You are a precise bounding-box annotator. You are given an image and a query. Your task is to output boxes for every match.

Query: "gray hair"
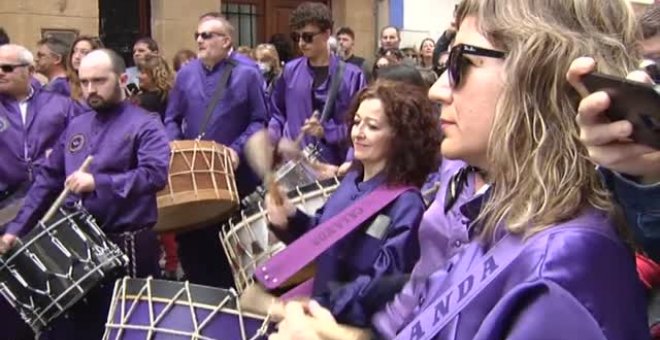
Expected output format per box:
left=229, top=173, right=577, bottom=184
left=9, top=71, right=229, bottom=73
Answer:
left=199, top=12, right=236, bottom=39
left=0, top=44, right=34, bottom=65
left=37, top=36, right=71, bottom=59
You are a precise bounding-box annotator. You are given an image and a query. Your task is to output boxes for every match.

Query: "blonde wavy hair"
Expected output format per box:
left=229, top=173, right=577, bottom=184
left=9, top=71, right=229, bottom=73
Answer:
left=455, top=0, right=641, bottom=240
left=138, top=56, right=174, bottom=101
left=252, top=43, right=282, bottom=76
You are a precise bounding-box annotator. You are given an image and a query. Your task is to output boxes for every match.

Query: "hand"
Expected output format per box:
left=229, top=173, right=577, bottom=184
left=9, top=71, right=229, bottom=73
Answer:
left=269, top=300, right=337, bottom=340
left=277, top=138, right=302, bottom=161
left=228, top=148, right=240, bottom=170
left=567, top=57, right=660, bottom=184
left=308, top=160, right=339, bottom=180
left=265, top=185, right=296, bottom=229
left=0, top=234, right=17, bottom=254
left=65, top=171, right=96, bottom=194
left=337, top=162, right=352, bottom=177
left=301, top=115, right=324, bottom=139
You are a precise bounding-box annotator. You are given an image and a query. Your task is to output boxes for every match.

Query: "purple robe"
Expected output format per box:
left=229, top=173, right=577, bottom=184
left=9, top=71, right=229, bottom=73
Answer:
left=164, top=52, right=267, bottom=196
left=0, top=87, right=73, bottom=191
left=44, top=77, right=71, bottom=97
left=373, top=163, right=648, bottom=339
left=271, top=169, right=424, bottom=326
left=268, top=55, right=366, bottom=165
left=6, top=101, right=170, bottom=236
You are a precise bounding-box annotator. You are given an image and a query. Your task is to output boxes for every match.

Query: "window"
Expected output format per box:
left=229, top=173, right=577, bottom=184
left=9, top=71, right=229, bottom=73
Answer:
left=222, top=2, right=258, bottom=47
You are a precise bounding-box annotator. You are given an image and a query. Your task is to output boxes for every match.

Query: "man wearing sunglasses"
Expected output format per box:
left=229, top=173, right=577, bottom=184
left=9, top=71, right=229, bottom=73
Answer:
left=3, top=48, right=170, bottom=339
left=0, top=43, right=75, bottom=339
left=35, top=36, right=71, bottom=97
left=164, top=12, right=268, bottom=289
left=268, top=2, right=365, bottom=167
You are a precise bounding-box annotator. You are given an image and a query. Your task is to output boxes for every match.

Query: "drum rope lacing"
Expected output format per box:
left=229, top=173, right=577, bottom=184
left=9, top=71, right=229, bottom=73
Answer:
left=121, top=232, right=138, bottom=278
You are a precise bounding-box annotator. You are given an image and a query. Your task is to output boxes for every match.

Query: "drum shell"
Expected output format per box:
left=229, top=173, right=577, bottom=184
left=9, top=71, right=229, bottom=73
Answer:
left=0, top=208, right=127, bottom=333
left=156, top=140, right=239, bottom=233
left=104, top=277, right=270, bottom=340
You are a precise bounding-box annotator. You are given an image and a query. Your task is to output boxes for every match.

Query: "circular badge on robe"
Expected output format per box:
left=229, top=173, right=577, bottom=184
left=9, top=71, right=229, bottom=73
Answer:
left=0, top=116, right=8, bottom=133
left=68, top=134, right=86, bottom=153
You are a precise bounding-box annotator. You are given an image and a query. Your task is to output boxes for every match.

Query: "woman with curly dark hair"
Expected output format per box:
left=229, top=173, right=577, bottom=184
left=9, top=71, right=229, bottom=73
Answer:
left=265, top=80, right=441, bottom=327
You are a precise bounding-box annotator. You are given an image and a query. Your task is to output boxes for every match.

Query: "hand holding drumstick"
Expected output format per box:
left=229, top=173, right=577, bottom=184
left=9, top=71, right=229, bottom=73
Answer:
left=0, top=156, right=94, bottom=254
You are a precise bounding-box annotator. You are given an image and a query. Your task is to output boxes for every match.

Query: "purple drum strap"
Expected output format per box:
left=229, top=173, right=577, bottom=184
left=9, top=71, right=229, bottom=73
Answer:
left=256, top=186, right=412, bottom=290
left=281, top=278, right=315, bottom=301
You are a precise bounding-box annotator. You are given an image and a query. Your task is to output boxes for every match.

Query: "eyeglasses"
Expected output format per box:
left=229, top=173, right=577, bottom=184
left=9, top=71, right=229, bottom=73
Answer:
left=290, top=31, right=322, bottom=44
left=194, top=31, right=225, bottom=41
left=447, top=44, right=505, bottom=89
left=0, top=63, right=29, bottom=73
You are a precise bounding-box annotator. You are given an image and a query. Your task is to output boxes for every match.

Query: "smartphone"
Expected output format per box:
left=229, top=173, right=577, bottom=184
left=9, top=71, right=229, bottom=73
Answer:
left=582, top=72, right=660, bottom=149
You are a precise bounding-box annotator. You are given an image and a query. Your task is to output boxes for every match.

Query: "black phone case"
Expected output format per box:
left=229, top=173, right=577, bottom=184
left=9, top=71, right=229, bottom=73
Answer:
left=582, top=72, right=660, bottom=149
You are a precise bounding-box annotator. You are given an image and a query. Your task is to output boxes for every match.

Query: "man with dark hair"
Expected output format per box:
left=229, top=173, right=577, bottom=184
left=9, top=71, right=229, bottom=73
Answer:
left=126, top=37, right=160, bottom=88
left=36, top=36, right=71, bottom=96
left=0, top=42, right=74, bottom=340
left=3, top=48, right=170, bottom=339
left=269, top=2, right=365, bottom=167
left=165, top=13, right=268, bottom=288
left=336, top=26, right=365, bottom=68
left=379, top=25, right=401, bottom=52
left=0, top=28, right=9, bottom=46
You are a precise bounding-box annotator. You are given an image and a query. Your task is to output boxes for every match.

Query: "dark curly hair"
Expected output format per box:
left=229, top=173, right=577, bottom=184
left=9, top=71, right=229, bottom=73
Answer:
left=290, top=2, right=333, bottom=32
left=346, top=80, right=441, bottom=188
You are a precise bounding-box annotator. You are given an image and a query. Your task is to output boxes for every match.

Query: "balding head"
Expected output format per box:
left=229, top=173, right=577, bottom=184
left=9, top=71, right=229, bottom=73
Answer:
left=79, top=49, right=126, bottom=111
left=0, top=44, right=34, bottom=99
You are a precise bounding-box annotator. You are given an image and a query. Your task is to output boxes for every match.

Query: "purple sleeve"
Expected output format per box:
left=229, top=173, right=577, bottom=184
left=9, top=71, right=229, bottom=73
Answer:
left=93, top=117, right=170, bottom=199
left=267, top=74, right=287, bottom=143
left=317, top=192, right=424, bottom=326
left=5, top=135, right=67, bottom=236
left=269, top=207, right=322, bottom=244
left=322, top=70, right=366, bottom=145
left=163, top=78, right=184, bottom=140
left=228, top=70, right=268, bottom=154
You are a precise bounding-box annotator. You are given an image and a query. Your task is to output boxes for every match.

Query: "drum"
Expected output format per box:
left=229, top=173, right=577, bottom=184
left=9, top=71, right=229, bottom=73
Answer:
left=104, top=277, right=270, bottom=340
left=0, top=207, right=128, bottom=333
left=221, top=178, right=340, bottom=295
left=156, top=140, right=239, bottom=233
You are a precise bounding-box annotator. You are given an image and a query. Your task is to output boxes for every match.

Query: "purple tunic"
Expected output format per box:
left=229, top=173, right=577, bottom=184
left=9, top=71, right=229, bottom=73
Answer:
left=164, top=53, right=267, bottom=195
left=0, top=87, right=73, bottom=190
left=268, top=55, right=366, bottom=165
left=6, top=102, right=170, bottom=235
left=271, top=169, right=425, bottom=326
left=44, top=77, right=71, bottom=97
left=373, top=165, right=648, bottom=339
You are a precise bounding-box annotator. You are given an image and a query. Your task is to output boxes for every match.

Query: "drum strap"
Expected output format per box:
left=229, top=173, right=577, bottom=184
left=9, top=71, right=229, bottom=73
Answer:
left=198, top=56, right=238, bottom=138
left=255, top=185, right=413, bottom=290
left=319, top=60, right=346, bottom=123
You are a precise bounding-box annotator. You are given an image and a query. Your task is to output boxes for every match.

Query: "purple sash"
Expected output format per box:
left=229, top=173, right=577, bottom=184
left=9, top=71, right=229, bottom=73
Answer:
left=393, top=234, right=521, bottom=340
left=255, top=186, right=413, bottom=291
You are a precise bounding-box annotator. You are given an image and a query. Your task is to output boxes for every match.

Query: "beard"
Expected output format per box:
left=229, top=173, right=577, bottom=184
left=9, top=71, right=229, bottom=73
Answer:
left=86, top=82, right=122, bottom=112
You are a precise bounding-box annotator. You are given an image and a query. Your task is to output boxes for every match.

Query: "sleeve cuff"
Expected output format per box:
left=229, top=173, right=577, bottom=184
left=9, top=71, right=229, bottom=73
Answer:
left=601, top=167, right=660, bottom=211
left=94, top=173, right=113, bottom=195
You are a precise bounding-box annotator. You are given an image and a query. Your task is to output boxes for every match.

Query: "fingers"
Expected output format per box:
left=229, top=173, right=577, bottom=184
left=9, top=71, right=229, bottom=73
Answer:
left=307, top=300, right=335, bottom=322
left=576, top=91, right=611, bottom=127
left=627, top=70, right=653, bottom=84
left=579, top=119, right=633, bottom=147
left=566, top=57, right=596, bottom=97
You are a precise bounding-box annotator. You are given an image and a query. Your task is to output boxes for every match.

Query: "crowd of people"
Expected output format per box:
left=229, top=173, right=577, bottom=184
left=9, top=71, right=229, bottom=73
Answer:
left=0, top=0, right=658, bottom=339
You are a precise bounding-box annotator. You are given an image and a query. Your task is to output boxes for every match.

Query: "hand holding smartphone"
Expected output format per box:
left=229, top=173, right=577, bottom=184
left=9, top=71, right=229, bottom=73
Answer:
left=581, top=72, right=660, bottom=149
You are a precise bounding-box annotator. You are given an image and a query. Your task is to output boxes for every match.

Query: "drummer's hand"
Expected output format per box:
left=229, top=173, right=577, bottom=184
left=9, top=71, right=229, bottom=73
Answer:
left=228, top=148, right=240, bottom=170
left=301, top=115, right=324, bottom=139
left=0, top=234, right=17, bottom=254
left=265, top=186, right=295, bottom=229
left=308, top=160, right=338, bottom=180
left=337, top=162, right=352, bottom=177
left=269, top=300, right=336, bottom=340
left=65, top=171, right=95, bottom=194
left=567, top=57, right=660, bottom=184
left=277, top=138, right=302, bottom=161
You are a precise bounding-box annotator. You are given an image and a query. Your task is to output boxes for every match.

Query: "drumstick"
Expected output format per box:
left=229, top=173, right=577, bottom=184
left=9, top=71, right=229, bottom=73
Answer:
left=40, top=156, right=94, bottom=223
left=244, top=130, right=284, bottom=205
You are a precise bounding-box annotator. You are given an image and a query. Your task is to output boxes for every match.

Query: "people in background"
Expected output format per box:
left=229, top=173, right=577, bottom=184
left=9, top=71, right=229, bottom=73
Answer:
left=35, top=36, right=71, bottom=96
left=172, top=48, right=196, bottom=72
left=66, top=35, right=103, bottom=102
left=126, top=37, right=159, bottom=88
left=336, top=26, right=365, bottom=68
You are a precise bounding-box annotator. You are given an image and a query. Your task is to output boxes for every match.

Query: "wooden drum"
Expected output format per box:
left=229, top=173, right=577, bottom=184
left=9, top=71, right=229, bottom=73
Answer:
left=155, top=140, right=239, bottom=233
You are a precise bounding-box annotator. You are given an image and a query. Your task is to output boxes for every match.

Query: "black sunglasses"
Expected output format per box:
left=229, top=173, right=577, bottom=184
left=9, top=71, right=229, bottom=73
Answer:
left=194, top=31, right=225, bottom=41
left=290, top=31, right=322, bottom=44
left=447, top=44, right=505, bottom=89
left=0, top=63, right=29, bottom=73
